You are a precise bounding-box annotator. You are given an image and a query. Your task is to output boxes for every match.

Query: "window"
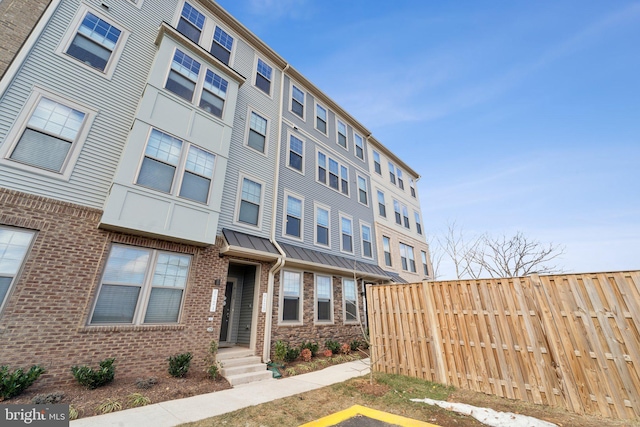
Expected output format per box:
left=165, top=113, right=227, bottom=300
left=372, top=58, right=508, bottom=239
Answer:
left=397, top=168, right=404, bottom=190
left=421, top=251, right=429, bottom=276
left=136, top=129, right=216, bottom=204
left=285, top=194, right=302, bottom=239
left=329, top=158, right=339, bottom=190
left=247, top=111, right=267, bottom=153
left=255, top=58, right=272, bottom=95
left=340, top=165, right=349, bottom=195
left=210, top=26, right=233, bottom=65
left=354, top=133, right=364, bottom=160
left=410, top=179, right=416, bottom=198
left=402, top=205, right=410, bottom=229
left=415, top=212, right=423, bottom=235
left=400, top=243, right=416, bottom=272
left=316, top=104, right=327, bottom=134
left=291, top=85, right=305, bottom=119
left=315, top=205, right=330, bottom=247
left=66, top=11, right=122, bottom=72
left=337, top=120, right=347, bottom=149
left=90, top=245, right=191, bottom=324
left=388, top=161, right=396, bottom=185
left=343, top=278, right=358, bottom=323
left=357, top=176, right=368, bottom=205
left=341, top=216, right=353, bottom=253
left=377, top=190, right=386, bottom=217
left=382, top=236, right=392, bottom=267
left=199, top=69, right=228, bottom=118
left=288, top=134, right=304, bottom=173
left=177, top=2, right=205, bottom=44
left=317, top=152, right=326, bottom=184
left=373, top=151, right=382, bottom=174
left=281, top=271, right=302, bottom=322
left=317, top=151, right=349, bottom=195
left=0, top=227, right=35, bottom=312
left=238, top=177, right=262, bottom=226
left=361, top=224, right=372, bottom=258
left=393, top=200, right=402, bottom=225
left=315, top=275, right=332, bottom=322
left=7, top=97, right=88, bottom=173
left=166, top=49, right=200, bottom=102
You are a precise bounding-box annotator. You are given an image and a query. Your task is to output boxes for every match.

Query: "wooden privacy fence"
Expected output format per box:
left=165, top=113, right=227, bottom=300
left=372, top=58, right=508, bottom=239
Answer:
left=367, top=271, right=640, bottom=419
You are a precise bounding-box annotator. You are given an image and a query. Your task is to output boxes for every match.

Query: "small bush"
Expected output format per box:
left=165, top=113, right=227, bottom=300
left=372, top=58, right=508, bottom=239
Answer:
left=323, top=349, right=333, bottom=357
left=285, top=367, right=297, bottom=376
left=273, top=340, right=288, bottom=362
left=168, top=353, right=192, bottom=378
left=284, top=347, right=300, bottom=363
left=31, top=392, right=64, bottom=404
left=340, top=343, right=351, bottom=355
left=325, top=340, right=341, bottom=354
left=96, top=398, right=121, bottom=414
left=0, top=365, right=46, bottom=400
left=127, top=393, right=151, bottom=407
left=350, top=340, right=361, bottom=352
left=135, top=377, right=157, bottom=390
left=299, top=341, right=319, bottom=357
left=300, top=348, right=312, bottom=362
left=69, top=405, right=79, bottom=421
left=71, top=358, right=115, bottom=389
left=205, top=340, right=220, bottom=379
left=207, top=362, right=220, bottom=379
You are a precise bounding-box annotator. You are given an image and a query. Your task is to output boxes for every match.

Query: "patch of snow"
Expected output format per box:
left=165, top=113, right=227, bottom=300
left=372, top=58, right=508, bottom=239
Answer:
left=410, top=398, right=558, bottom=427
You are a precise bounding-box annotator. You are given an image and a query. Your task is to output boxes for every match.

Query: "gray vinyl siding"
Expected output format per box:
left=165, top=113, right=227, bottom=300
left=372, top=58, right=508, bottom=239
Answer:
left=0, top=0, right=179, bottom=208
left=237, top=265, right=256, bottom=345
left=216, top=38, right=281, bottom=238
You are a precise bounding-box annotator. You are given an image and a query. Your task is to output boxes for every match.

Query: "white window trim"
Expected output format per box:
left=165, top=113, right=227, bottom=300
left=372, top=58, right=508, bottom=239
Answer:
left=353, top=132, right=365, bottom=162
left=282, top=189, right=304, bottom=242
left=335, top=117, right=349, bottom=151
left=0, top=87, right=97, bottom=181
left=382, top=235, right=392, bottom=267
left=372, top=150, right=382, bottom=175
left=359, top=220, right=374, bottom=260
left=286, top=129, right=305, bottom=176
left=243, top=104, right=270, bottom=157
left=252, top=54, right=274, bottom=98
left=313, top=201, right=331, bottom=249
left=174, top=0, right=205, bottom=45
left=55, top=4, right=130, bottom=80
left=314, top=101, right=329, bottom=136
left=314, top=273, right=334, bottom=324
left=278, top=269, right=304, bottom=326
left=342, top=277, right=360, bottom=325
left=414, top=211, right=423, bottom=235
left=233, top=172, right=266, bottom=231
left=356, top=174, right=369, bottom=207
left=289, top=80, right=306, bottom=122
left=0, top=226, right=36, bottom=315
left=315, top=147, right=350, bottom=199
left=210, top=23, right=237, bottom=66
left=339, top=212, right=354, bottom=255
left=376, top=188, right=387, bottom=219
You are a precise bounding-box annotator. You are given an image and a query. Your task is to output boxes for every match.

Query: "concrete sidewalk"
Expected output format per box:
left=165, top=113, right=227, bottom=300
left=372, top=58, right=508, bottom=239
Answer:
left=71, top=358, right=371, bottom=427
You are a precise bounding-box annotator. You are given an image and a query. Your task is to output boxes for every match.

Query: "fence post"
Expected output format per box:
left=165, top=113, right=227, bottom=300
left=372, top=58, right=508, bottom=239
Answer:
left=422, top=279, right=448, bottom=383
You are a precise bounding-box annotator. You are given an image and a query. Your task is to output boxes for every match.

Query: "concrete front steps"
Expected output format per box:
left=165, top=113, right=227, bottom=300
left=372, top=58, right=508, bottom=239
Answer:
left=218, top=347, right=273, bottom=386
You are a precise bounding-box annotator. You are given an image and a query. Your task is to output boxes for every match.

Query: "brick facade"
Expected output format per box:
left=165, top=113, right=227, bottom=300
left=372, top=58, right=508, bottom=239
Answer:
left=271, top=271, right=366, bottom=351
left=0, top=188, right=232, bottom=387
left=0, top=0, right=51, bottom=79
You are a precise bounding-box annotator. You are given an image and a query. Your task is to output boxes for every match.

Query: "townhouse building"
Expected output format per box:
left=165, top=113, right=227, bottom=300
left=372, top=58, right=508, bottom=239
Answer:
left=0, top=0, right=430, bottom=387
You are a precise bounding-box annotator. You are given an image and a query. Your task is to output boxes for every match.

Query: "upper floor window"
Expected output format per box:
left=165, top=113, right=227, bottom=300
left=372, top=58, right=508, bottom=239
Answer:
left=255, top=58, right=272, bottom=95
left=400, top=243, right=416, bottom=273
left=238, top=177, right=262, bottom=226
left=361, top=224, right=372, bottom=258
left=315, top=205, right=330, bottom=247
left=316, top=104, right=327, bottom=134
left=354, top=133, right=364, bottom=160
left=285, top=194, right=303, bottom=239
left=315, top=275, right=332, bottom=323
left=166, top=49, right=200, bottom=102
left=393, top=200, right=401, bottom=225
left=388, top=161, right=396, bottom=185
left=0, top=227, right=35, bottom=313
left=177, top=2, right=205, bottom=44
left=340, top=216, right=353, bottom=253
left=410, top=178, right=416, bottom=198
left=317, top=151, right=348, bottom=196
left=377, top=190, right=386, bottom=217
left=288, top=134, right=304, bottom=173
left=211, top=26, right=233, bottom=65
left=247, top=111, right=267, bottom=153
left=357, top=176, right=368, bottom=205
left=90, top=245, right=191, bottom=324
left=340, top=165, right=349, bottom=196
left=136, top=128, right=216, bottom=204
left=199, top=69, right=228, bottom=118
left=291, top=85, right=305, bottom=119
left=397, top=168, right=405, bottom=190
left=421, top=251, right=429, bottom=276
left=343, top=278, right=358, bottom=323
left=337, top=120, right=347, bottom=149
left=66, top=12, right=122, bottom=73
left=281, top=271, right=302, bottom=323
left=373, top=151, right=382, bottom=174
left=415, top=212, right=423, bottom=235
left=382, top=236, right=392, bottom=267
left=402, top=205, right=410, bottom=229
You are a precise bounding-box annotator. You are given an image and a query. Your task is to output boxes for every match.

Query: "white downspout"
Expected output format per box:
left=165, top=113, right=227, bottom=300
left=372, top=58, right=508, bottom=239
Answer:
left=262, top=62, right=290, bottom=362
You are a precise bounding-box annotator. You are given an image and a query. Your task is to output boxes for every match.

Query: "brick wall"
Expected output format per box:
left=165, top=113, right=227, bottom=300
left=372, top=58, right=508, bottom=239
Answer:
left=0, top=188, right=230, bottom=387
left=0, top=0, right=52, bottom=79
left=271, top=271, right=366, bottom=351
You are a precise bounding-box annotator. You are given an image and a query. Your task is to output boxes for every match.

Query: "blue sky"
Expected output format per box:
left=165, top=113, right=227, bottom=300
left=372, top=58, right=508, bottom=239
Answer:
left=216, top=0, right=640, bottom=278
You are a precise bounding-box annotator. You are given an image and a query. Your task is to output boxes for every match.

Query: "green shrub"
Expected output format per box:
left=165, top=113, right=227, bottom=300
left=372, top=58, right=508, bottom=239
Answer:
left=96, top=398, right=121, bottom=414
left=0, top=365, right=46, bottom=399
left=168, top=352, right=192, bottom=378
left=273, top=340, right=288, bottom=362
left=71, top=358, right=115, bottom=390
left=127, top=392, right=151, bottom=407
left=350, top=340, right=361, bottom=351
left=284, top=347, right=300, bottom=363
left=205, top=340, right=220, bottom=379
left=325, top=340, right=341, bottom=354
left=299, top=341, right=319, bottom=357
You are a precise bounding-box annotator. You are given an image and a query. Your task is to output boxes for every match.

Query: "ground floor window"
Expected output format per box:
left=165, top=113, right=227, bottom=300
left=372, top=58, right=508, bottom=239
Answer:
left=0, top=226, right=35, bottom=312
left=343, top=278, right=359, bottom=323
left=281, top=270, right=302, bottom=323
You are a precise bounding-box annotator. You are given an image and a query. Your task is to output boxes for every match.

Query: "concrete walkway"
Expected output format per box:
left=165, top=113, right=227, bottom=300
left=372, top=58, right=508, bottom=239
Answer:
left=71, top=358, right=371, bottom=427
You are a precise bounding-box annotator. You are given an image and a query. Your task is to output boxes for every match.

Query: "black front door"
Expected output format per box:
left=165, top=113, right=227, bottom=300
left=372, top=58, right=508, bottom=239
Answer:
left=220, top=281, right=233, bottom=342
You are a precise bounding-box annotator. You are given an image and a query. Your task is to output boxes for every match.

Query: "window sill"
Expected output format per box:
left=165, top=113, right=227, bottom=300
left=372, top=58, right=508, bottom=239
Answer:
left=79, top=324, right=186, bottom=333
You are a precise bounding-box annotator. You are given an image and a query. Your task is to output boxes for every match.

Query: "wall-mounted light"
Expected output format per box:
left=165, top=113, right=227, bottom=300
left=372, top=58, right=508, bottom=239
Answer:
left=214, top=279, right=221, bottom=286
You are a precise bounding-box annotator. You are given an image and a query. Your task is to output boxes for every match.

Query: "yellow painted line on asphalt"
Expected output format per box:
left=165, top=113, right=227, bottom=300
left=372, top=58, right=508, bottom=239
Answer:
left=299, top=404, right=440, bottom=427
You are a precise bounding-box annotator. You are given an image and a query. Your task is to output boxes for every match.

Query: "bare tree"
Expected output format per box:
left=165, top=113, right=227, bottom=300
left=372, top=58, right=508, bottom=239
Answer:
left=437, top=221, right=483, bottom=279
left=425, top=234, right=444, bottom=280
